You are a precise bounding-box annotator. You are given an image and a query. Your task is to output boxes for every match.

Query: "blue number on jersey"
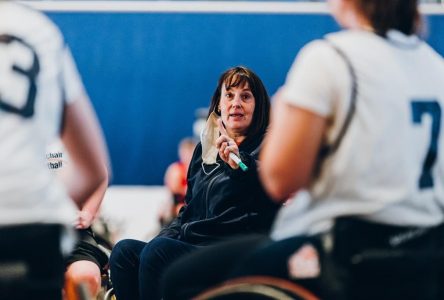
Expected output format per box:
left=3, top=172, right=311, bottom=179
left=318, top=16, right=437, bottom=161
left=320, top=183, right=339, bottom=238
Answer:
left=411, top=100, right=441, bottom=189
left=0, top=34, right=40, bottom=118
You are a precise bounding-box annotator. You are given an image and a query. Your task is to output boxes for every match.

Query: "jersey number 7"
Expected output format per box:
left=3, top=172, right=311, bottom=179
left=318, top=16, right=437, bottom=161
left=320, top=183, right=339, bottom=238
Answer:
left=411, top=100, right=442, bottom=189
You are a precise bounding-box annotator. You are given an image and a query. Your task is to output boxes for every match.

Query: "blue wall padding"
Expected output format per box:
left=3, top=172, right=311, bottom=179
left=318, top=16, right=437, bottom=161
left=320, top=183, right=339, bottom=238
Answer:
left=47, top=11, right=444, bottom=185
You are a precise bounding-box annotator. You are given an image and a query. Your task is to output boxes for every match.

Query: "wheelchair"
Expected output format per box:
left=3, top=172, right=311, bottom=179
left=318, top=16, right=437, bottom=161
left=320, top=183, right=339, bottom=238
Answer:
left=190, top=249, right=444, bottom=300
left=192, top=219, right=444, bottom=300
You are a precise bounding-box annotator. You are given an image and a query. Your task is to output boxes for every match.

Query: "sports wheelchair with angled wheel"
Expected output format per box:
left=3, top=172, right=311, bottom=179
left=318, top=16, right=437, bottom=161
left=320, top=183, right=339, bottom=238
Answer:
left=193, top=218, right=444, bottom=300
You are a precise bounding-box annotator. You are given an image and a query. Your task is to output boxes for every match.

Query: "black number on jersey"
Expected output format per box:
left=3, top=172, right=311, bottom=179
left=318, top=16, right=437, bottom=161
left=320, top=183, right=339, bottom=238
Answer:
left=0, top=34, right=40, bottom=118
left=411, top=100, right=441, bottom=189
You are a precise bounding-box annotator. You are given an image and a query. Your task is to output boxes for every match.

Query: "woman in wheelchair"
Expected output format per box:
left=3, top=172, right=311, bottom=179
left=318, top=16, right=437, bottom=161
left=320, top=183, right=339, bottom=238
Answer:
left=109, top=66, right=280, bottom=300
left=160, top=0, right=444, bottom=299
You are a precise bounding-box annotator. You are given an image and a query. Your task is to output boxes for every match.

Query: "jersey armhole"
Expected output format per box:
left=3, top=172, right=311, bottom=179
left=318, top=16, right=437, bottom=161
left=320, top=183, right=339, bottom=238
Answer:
left=315, top=39, right=358, bottom=175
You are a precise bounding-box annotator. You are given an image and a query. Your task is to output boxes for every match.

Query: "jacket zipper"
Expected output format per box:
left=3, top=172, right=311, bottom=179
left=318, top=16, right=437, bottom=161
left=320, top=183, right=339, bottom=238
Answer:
left=205, top=170, right=223, bottom=218
left=182, top=168, right=223, bottom=239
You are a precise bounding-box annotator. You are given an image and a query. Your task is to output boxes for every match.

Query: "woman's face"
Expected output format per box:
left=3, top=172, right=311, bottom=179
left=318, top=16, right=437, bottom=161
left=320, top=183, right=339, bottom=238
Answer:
left=219, top=81, right=255, bottom=138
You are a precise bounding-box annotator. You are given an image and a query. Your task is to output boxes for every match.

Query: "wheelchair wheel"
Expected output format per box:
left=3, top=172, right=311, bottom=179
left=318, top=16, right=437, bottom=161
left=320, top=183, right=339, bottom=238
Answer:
left=193, top=276, right=320, bottom=300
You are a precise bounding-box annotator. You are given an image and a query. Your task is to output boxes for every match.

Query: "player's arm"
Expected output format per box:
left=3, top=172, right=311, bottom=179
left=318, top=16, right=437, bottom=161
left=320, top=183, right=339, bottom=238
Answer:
left=61, top=94, right=109, bottom=209
left=75, top=174, right=108, bottom=229
left=259, top=95, right=326, bottom=203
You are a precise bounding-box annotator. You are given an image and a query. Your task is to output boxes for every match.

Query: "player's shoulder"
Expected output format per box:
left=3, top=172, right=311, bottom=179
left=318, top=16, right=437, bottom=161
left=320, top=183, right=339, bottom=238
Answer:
left=0, top=2, right=63, bottom=43
left=1, top=2, right=45, bottom=22
left=299, top=30, right=370, bottom=58
left=328, top=30, right=391, bottom=51
left=295, top=36, right=344, bottom=69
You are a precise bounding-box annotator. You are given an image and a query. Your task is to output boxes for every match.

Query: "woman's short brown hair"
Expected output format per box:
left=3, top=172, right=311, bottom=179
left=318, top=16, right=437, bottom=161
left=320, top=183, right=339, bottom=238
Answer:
left=208, top=66, right=270, bottom=144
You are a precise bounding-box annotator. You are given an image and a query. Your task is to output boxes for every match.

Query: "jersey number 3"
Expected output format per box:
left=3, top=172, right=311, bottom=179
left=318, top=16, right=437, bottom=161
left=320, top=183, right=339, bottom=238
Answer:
left=411, top=100, right=442, bottom=189
left=0, top=34, right=40, bottom=118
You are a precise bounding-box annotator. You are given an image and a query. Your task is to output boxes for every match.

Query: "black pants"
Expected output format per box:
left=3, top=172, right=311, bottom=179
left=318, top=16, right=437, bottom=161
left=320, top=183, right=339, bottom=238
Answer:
left=0, top=224, right=65, bottom=300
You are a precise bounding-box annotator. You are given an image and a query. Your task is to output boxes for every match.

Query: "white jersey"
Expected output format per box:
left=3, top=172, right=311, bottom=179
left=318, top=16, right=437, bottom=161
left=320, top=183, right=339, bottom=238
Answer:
left=0, top=2, right=86, bottom=225
left=271, top=29, right=444, bottom=240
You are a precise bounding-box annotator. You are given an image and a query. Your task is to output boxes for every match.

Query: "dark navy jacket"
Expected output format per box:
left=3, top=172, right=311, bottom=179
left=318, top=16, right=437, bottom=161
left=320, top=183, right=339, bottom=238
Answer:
left=159, top=134, right=280, bottom=245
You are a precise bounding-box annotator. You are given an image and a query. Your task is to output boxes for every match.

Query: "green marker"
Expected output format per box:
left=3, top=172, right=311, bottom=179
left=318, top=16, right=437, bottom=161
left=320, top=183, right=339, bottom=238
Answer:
left=229, top=152, right=248, bottom=172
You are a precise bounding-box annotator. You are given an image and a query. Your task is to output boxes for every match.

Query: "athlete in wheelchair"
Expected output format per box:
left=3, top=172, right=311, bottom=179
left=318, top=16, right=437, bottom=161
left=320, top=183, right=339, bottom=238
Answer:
left=161, top=217, right=444, bottom=300
left=160, top=0, right=444, bottom=299
left=0, top=1, right=108, bottom=299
